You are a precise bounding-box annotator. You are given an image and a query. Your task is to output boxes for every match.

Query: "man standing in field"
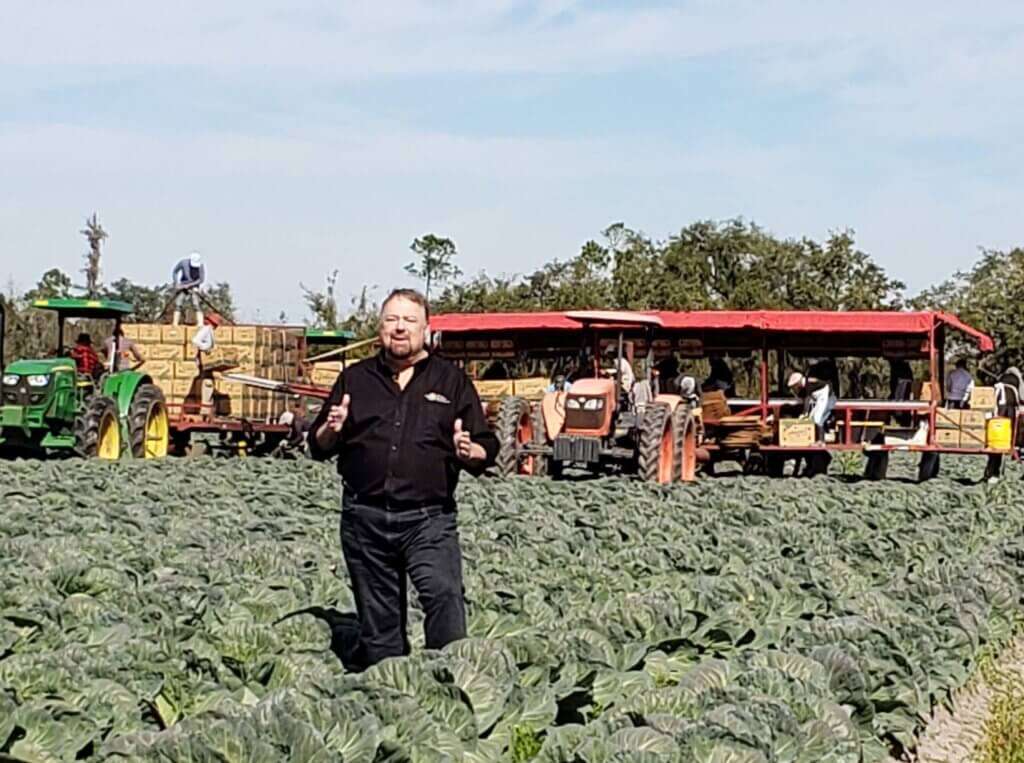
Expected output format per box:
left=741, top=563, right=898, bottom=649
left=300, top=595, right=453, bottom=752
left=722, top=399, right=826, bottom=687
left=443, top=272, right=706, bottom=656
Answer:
left=309, top=288, right=498, bottom=670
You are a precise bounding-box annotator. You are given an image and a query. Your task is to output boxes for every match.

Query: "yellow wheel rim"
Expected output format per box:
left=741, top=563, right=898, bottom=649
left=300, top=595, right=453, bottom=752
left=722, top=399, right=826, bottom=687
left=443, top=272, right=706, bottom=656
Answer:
left=144, top=402, right=169, bottom=459
left=97, top=412, right=120, bottom=460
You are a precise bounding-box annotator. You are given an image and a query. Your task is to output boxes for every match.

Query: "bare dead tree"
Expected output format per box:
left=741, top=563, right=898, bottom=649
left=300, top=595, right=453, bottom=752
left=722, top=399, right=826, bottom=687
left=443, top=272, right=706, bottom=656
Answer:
left=80, top=214, right=108, bottom=298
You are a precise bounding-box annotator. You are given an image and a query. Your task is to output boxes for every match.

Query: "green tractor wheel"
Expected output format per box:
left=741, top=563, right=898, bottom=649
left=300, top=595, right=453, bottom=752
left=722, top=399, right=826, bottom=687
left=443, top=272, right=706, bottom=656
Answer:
left=74, top=396, right=121, bottom=460
left=129, top=383, right=169, bottom=459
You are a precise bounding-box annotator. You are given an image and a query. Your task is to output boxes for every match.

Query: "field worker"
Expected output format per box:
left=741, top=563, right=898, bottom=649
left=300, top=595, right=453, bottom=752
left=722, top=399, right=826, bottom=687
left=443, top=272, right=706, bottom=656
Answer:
left=171, top=251, right=206, bottom=326
left=191, top=312, right=221, bottom=372
left=704, top=355, right=736, bottom=397
left=69, top=332, right=101, bottom=380
left=945, top=359, right=974, bottom=409
left=789, top=371, right=836, bottom=443
left=984, top=370, right=1023, bottom=483
left=309, top=288, right=498, bottom=671
left=103, top=325, right=144, bottom=372
left=602, top=344, right=636, bottom=393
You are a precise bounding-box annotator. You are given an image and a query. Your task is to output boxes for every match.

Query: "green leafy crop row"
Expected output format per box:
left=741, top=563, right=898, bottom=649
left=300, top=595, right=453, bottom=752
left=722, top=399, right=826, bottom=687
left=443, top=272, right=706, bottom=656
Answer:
left=1, top=457, right=1022, bottom=761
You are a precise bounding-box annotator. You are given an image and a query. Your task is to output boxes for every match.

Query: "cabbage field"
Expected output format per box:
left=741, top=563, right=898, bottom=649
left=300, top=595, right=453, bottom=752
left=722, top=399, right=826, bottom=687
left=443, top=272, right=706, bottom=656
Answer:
left=2, top=457, right=1023, bottom=762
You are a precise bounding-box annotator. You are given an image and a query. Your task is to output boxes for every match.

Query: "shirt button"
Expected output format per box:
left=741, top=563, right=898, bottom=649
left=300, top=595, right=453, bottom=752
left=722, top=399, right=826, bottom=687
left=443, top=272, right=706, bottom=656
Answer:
left=391, top=445, right=398, bottom=451
left=395, top=421, right=401, bottom=428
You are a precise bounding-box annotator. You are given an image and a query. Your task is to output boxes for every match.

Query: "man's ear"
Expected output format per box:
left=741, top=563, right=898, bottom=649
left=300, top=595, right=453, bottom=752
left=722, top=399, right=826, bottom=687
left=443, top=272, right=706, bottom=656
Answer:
left=425, top=324, right=433, bottom=347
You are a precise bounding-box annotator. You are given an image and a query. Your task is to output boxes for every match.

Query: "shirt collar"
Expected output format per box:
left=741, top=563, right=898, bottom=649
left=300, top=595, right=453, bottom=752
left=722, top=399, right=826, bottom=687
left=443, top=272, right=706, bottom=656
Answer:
left=375, top=349, right=432, bottom=378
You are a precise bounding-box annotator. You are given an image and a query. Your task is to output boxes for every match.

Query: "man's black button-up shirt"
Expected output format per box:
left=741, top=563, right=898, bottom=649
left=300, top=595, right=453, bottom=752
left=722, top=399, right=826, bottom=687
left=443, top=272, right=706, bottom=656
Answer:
left=308, top=351, right=499, bottom=508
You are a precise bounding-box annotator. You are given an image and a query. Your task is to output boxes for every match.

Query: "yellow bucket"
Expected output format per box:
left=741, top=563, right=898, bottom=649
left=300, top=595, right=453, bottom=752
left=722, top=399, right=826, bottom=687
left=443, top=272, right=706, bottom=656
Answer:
left=986, top=417, right=1013, bottom=451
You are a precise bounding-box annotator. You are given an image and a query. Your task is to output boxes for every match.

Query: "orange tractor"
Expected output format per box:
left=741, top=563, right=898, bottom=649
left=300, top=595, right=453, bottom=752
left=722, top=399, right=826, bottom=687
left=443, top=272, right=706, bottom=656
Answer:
left=483, top=311, right=694, bottom=483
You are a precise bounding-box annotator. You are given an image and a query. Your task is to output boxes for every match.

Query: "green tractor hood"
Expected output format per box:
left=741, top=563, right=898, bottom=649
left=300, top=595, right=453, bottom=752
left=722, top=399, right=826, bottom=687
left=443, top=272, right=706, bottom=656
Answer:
left=4, top=358, right=76, bottom=376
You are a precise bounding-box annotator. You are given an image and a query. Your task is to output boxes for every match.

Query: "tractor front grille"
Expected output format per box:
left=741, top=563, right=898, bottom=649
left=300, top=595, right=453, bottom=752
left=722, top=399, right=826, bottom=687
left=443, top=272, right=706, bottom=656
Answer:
left=553, top=435, right=602, bottom=464
left=3, top=386, right=45, bottom=407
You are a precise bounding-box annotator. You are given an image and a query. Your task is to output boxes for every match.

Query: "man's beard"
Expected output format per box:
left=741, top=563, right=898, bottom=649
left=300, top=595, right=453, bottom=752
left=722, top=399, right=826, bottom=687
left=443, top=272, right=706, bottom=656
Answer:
left=385, top=339, right=420, bottom=360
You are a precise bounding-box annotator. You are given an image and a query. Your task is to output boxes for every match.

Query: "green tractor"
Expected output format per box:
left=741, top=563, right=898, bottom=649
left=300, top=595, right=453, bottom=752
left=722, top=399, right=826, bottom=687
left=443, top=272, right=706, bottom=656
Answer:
left=0, top=298, right=169, bottom=460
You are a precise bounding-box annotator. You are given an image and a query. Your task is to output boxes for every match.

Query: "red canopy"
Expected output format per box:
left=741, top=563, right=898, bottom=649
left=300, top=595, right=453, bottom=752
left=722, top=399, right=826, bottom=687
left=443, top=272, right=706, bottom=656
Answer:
left=653, top=310, right=993, bottom=351
left=431, top=309, right=994, bottom=351
left=431, top=311, right=582, bottom=332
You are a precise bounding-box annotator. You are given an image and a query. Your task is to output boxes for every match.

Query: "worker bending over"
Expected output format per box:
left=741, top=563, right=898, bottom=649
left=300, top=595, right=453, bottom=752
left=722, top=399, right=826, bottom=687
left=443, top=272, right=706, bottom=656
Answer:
left=172, top=251, right=206, bottom=326
left=788, top=371, right=836, bottom=443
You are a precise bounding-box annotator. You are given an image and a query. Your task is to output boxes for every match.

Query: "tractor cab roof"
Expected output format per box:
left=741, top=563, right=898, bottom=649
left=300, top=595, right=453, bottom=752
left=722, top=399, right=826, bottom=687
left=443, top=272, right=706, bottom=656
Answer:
left=32, top=298, right=134, bottom=320
left=304, top=328, right=356, bottom=344
left=565, top=310, right=664, bottom=328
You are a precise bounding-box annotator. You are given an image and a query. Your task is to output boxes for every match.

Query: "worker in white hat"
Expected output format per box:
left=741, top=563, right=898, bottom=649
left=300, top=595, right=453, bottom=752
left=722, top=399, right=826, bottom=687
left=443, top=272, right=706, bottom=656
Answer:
left=788, top=370, right=836, bottom=443
left=171, top=251, right=207, bottom=326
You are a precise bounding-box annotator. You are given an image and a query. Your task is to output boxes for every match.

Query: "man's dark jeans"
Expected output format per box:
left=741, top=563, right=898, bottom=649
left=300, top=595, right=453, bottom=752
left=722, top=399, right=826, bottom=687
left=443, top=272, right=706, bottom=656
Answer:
left=340, top=496, right=467, bottom=670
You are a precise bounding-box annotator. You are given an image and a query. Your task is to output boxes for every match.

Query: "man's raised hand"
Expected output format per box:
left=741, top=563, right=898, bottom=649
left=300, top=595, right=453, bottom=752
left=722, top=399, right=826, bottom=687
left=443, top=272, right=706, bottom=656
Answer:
left=453, top=418, right=474, bottom=461
left=327, top=394, right=351, bottom=433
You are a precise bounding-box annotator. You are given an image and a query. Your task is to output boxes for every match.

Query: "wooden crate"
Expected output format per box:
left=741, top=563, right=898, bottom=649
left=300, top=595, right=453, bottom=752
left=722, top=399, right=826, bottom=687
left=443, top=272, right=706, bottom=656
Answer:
left=161, top=325, right=187, bottom=343
left=970, top=386, right=997, bottom=410
left=231, top=326, right=258, bottom=344
left=961, top=410, right=987, bottom=428
left=144, top=360, right=173, bottom=378
left=121, top=324, right=141, bottom=340
left=934, top=428, right=960, bottom=447
left=171, top=378, right=194, bottom=397
left=137, top=324, right=162, bottom=343
left=960, top=427, right=986, bottom=449
left=935, top=408, right=962, bottom=429
left=173, top=360, right=199, bottom=379
left=779, top=419, right=815, bottom=447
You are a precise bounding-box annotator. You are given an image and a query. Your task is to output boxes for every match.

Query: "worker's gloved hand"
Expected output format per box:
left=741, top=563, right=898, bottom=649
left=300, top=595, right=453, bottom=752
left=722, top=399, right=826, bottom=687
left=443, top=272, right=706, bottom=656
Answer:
left=326, top=394, right=350, bottom=433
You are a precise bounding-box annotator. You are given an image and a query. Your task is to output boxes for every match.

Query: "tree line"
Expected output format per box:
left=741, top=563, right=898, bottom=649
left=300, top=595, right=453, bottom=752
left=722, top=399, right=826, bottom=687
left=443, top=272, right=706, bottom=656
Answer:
left=3, top=220, right=1022, bottom=374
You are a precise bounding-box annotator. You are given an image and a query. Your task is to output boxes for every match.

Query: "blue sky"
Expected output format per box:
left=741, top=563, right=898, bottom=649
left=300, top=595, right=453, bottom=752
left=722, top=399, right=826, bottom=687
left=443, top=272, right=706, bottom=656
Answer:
left=2, top=1, right=1023, bottom=321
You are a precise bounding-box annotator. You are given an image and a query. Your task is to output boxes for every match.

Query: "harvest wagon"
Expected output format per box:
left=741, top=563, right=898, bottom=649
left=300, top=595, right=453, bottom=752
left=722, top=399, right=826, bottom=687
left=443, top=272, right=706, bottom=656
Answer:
left=432, top=309, right=1017, bottom=482
left=0, top=299, right=169, bottom=460
left=120, top=321, right=312, bottom=456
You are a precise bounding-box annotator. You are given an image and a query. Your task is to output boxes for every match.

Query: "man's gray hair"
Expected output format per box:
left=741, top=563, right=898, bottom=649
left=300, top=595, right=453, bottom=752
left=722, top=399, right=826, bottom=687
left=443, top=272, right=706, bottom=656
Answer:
left=381, top=288, right=430, bottom=320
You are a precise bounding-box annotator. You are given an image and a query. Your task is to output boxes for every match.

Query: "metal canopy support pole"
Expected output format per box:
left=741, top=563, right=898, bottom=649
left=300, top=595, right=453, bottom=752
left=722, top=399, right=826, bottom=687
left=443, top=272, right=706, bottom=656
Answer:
left=928, top=320, right=938, bottom=446
left=760, top=338, right=768, bottom=422
left=57, top=314, right=65, bottom=357
left=616, top=330, right=624, bottom=401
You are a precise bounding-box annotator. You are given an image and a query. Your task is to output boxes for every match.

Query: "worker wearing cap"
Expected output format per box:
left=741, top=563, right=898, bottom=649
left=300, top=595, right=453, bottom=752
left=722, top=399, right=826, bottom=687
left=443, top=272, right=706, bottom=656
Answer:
left=172, top=251, right=207, bottom=326
left=191, top=312, right=221, bottom=372
left=788, top=371, right=836, bottom=443
left=944, top=359, right=974, bottom=409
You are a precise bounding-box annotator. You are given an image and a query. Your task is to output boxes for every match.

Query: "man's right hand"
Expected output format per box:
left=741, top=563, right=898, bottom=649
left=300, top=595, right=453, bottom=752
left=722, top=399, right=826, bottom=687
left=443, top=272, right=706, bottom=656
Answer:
left=326, top=394, right=351, bottom=433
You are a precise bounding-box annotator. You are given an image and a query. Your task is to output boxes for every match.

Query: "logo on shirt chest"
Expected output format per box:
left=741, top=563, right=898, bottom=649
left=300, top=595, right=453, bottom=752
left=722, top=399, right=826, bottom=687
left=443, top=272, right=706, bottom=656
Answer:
left=424, top=392, right=451, bottom=405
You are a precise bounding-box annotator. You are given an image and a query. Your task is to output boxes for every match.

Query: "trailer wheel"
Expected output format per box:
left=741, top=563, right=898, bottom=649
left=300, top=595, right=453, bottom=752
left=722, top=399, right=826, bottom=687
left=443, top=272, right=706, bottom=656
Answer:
left=864, top=451, right=889, bottom=481
left=495, top=396, right=543, bottom=477
left=673, top=405, right=698, bottom=483
left=639, top=403, right=675, bottom=484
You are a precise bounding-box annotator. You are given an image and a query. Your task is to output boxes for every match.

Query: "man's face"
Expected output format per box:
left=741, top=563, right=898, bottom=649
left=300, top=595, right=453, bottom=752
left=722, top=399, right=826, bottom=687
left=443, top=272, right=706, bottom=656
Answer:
left=380, top=296, right=428, bottom=360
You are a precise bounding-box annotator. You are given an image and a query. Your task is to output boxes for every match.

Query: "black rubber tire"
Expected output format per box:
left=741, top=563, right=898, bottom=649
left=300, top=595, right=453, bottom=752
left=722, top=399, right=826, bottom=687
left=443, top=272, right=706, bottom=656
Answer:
left=74, top=395, right=120, bottom=459
left=765, top=453, right=785, bottom=478
left=529, top=403, right=549, bottom=477
left=918, top=452, right=940, bottom=482
left=495, top=396, right=535, bottom=477
left=864, top=451, right=889, bottom=481
left=673, top=404, right=697, bottom=482
left=128, top=383, right=169, bottom=459
left=803, top=451, right=832, bottom=478
left=638, top=403, right=674, bottom=483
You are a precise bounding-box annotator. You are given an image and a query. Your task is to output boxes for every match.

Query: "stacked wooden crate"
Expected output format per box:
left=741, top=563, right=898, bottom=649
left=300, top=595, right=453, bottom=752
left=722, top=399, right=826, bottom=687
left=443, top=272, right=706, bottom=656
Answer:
left=121, top=324, right=304, bottom=421
left=309, top=361, right=343, bottom=388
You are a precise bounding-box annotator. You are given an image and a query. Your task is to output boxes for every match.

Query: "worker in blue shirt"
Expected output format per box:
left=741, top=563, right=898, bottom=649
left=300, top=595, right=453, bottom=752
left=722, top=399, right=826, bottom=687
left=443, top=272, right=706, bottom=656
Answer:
left=171, top=251, right=206, bottom=325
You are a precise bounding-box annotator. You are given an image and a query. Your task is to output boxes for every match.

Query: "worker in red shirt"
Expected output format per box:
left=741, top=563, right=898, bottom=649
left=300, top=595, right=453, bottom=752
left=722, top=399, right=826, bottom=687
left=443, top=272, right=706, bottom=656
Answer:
left=69, top=333, right=101, bottom=380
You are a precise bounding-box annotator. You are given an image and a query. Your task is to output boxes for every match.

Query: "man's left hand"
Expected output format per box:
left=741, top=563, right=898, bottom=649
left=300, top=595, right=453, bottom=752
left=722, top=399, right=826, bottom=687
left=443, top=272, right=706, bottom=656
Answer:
left=453, top=418, right=485, bottom=463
